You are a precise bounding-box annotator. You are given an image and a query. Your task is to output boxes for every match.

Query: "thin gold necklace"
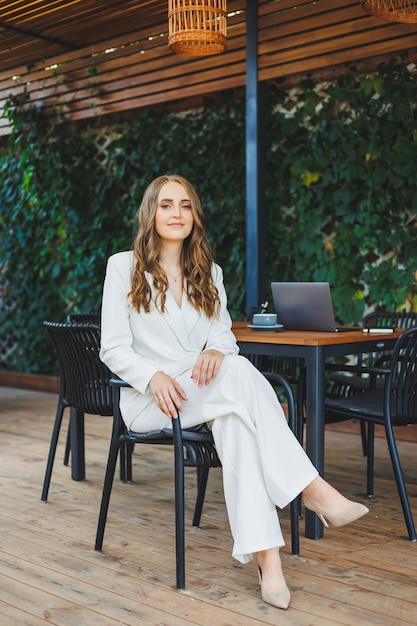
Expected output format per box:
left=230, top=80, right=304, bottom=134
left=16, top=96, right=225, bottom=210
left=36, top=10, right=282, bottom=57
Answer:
left=165, top=269, right=182, bottom=282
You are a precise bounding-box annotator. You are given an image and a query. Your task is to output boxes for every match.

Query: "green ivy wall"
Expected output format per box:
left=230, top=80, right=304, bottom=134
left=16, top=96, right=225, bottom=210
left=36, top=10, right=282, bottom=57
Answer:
left=1, top=57, right=416, bottom=374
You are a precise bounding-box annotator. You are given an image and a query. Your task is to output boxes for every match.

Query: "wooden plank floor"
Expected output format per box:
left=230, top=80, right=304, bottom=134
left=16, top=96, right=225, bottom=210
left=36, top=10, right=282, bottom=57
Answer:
left=1, top=386, right=417, bottom=626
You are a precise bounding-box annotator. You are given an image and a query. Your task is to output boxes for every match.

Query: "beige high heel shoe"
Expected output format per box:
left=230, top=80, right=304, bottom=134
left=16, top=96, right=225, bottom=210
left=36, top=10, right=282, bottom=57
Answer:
left=258, top=566, right=291, bottom=610
left=303, top=494, right=369, bottom=528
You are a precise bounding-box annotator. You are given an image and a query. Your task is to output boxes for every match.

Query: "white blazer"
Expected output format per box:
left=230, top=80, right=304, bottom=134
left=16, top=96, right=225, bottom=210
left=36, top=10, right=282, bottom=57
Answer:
left=99, top=251, right=239, bottom=421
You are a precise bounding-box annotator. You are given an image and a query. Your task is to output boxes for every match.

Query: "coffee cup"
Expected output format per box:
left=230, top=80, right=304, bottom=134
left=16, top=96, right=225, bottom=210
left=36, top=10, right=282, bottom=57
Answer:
left=252, top=313, right=277, bottom=327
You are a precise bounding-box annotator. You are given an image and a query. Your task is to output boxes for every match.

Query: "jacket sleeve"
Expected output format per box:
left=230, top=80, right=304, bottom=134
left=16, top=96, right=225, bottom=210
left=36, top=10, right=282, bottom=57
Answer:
left=99, top=254, right=160, bottom=394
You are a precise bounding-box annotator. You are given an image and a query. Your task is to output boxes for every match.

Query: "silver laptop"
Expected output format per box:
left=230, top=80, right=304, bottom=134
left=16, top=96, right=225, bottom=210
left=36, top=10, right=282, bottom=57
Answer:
left=271, top=282, right=357, bottom=332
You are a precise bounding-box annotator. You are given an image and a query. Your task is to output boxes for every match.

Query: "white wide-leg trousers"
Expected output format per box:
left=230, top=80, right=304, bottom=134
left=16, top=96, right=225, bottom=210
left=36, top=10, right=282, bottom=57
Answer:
left=128, top=354, right=318, bottom=563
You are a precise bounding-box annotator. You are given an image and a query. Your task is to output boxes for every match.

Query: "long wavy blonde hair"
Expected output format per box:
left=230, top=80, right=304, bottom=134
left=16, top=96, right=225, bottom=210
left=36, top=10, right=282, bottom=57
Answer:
left=129, top=174, right=220, bottom=317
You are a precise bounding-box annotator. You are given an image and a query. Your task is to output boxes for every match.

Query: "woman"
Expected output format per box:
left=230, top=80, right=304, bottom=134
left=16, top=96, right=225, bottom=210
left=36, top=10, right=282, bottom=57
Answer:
left=100, top=174, right=368, bottom=610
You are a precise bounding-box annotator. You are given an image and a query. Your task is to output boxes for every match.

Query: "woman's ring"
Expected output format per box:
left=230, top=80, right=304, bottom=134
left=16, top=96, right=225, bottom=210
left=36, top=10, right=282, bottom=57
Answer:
left=159, top=396, right=163, bottom=401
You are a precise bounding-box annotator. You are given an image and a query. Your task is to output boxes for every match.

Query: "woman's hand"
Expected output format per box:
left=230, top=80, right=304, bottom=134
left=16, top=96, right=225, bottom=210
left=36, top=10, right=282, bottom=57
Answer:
left=191, top=349, right=224, bottom=387
left=149, top=371, right=187, bottom=418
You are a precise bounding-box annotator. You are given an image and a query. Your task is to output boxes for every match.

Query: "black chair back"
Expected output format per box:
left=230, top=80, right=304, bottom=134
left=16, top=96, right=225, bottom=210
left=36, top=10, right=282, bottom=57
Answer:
left=67, top=312, right=101, bottom=325
left=363, top=311, right=417, bottom=329
left=386, top=326, right=417, bottom=426
left=43, top=321, right=112, bottom=416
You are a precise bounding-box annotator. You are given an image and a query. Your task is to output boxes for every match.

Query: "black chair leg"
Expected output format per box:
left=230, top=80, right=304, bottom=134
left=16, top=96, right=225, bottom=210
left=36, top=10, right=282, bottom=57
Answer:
left=64, top=427, right=71, bottom=466
left=125, top=442, right=134, bottom=482
left=366, top=422, right=375, bottom=497
left=290, top=495, right=301, bottom=556
left=192, top=467, right=209, bottom=527
left=119, top=440, right=126, bottom=482
left=95, top=437, right=120, bottom=551
left=296, top=372, right=306, bottom=447
left=118, top=422, right=134, bottom=482
left=69, top=407, right=85, bottom=481
left=360, top=421, right=367, bottom=457
left=384, top=422, right=417, bottom=542
left=41, top=401, right=66, bottom=501
left=172, top=416, right=186, bottom=590
left=63, top=409, right=86, bottom=467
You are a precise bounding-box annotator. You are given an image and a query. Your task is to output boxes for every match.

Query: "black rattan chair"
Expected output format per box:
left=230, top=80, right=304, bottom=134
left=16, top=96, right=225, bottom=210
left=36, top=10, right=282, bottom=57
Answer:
left=41, top=321, right=114, bottom=500
left=326, top=311, right=417, bottom=456
left=62, top=314, right=101, bottom=464
left=95, top=370, right=301, bottom=590
left=328, top=311, right=417, bottom=397
left=324, top=326, right=417, bottom=541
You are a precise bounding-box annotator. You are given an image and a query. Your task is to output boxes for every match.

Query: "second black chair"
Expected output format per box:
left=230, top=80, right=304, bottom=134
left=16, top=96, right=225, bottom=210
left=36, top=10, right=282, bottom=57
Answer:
left=326, top=311, right=417, bottom=456
left=41, top=321, right=114, bottom=500
left=328, top=310, right=417, bottom=397
left=63, top=313, right=101, bottom=465
left=324, top=326, right=417, bottom=541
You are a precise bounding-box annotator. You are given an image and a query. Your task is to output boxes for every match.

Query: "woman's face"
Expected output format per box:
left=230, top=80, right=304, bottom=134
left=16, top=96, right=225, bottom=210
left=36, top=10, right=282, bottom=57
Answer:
left=155, top=181, right=194, bottom=244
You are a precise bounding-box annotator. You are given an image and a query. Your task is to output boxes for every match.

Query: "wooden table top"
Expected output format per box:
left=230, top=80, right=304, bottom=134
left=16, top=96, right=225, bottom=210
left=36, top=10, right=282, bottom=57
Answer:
left=232, top=320, right=403, bottom=347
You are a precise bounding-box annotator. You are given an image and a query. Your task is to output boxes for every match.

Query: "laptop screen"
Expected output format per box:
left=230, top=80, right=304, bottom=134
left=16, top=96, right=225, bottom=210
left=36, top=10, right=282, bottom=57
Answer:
left=270, top=282, right=337, bottom=331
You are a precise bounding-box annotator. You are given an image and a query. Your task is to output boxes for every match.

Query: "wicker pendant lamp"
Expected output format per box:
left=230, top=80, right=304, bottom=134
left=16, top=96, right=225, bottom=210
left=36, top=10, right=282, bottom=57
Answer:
left=361, top=0, right=417, bottom=23
left=168, top=0, right=227, bottom=56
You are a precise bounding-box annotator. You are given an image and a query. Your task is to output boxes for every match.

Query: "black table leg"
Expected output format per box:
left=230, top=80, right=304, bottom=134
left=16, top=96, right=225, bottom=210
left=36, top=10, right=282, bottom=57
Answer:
left=305, top=345, right=325, bottom=539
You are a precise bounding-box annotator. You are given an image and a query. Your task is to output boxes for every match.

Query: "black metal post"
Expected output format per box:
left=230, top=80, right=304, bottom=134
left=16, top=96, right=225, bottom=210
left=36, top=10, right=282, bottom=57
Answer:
left=246, top=0, right=266, bottom=314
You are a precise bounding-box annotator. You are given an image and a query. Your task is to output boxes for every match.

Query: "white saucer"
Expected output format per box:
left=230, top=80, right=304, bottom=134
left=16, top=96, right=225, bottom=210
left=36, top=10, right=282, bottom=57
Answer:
left=247, top=324, right=284, bottom=332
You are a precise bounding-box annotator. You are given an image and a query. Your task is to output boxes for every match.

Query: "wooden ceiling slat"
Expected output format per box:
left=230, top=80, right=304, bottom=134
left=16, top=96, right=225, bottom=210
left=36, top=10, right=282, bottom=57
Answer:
left=29, top=45, right=246, bottom=109
left=260, top=5, right=370, bottom=38
left=68, top=48, right=245, bottom=100
left=0, top=27, right=169, bottom=85
left=260, top=17, right=413, bottom=57
left=258, top=0, right=327, bottom=15
left=0, top=33, right=171, bottom=87
left=0, top=17, right=246, bottom=94
left=0, top=0, right=415, bottom=136
left=0, top=63, right=246, bottom=130
left=0, top=1, right=65, bottom=21
left=259, top=33, right=417, bottom=82
left=259, top=23, right=415, bottom=70
left=19, top=46, right=244, bottom=109
left=0, top=23, right=246, bottom=103
left=259, top=0, right=355, bottom=24
left=38, top=73, right=247, bottom=124
left=0, top=27, right=247, bottom=115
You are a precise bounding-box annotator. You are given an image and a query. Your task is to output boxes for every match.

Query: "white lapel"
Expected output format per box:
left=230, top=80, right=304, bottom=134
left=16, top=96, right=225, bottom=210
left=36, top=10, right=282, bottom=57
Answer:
left=146, top=272, right=202, bottom=350
left=163, top=288, right=201, bottom=349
